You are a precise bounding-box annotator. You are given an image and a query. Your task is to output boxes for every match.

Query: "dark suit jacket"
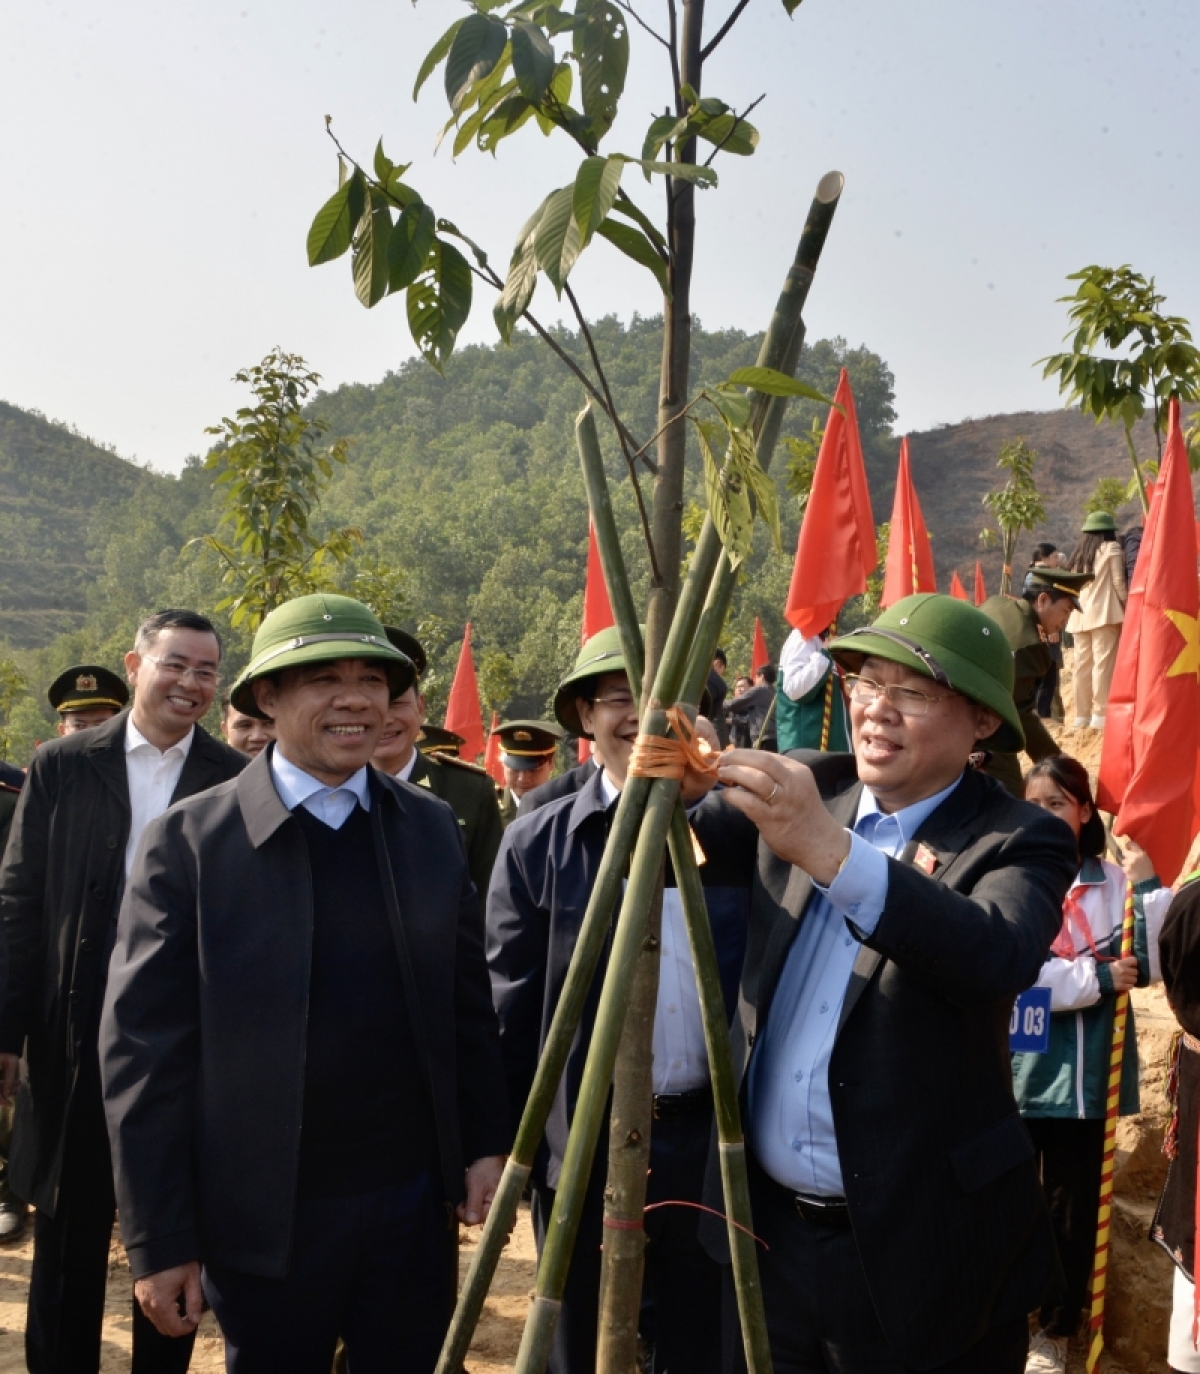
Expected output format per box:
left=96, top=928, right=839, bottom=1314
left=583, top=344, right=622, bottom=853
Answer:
left=522, top=759, right=598, bottom=813
left=406, top=750, right=503, bottom=899
left=100, top=749, right=510, bottom=1280
left=712, top=752, right=1077, bottom=1368
left=0, top=710, right=245, bottom=1213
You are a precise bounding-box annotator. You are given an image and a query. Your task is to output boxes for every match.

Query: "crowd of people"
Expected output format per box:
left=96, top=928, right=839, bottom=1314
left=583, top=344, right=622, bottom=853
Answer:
left=0, top=501, right=1196, bottom=1374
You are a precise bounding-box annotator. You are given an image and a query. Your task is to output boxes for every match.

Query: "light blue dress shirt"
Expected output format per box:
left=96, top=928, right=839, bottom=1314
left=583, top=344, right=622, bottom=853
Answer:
left=270, top=749, right=372, bottom=830
left=750, top=776, right=961, bottom=1196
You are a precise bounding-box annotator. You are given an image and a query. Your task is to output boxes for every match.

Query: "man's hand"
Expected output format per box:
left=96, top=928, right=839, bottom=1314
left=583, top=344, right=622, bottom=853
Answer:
left=134, top=1263, right=203, bottom=1337
left=457, top=1155, right=506, bottom=1227
left=716, top=750, right=850, bottom=885
left=0, top=1054, right=20, bottom=1107
left=1109, top=955, right=1139, bottom=993
left=680, top=715, right=721, bottom=805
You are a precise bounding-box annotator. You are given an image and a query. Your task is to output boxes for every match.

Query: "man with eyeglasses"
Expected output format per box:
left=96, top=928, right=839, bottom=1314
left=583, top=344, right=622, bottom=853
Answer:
left=0, top=607, right=245, bottom=1374
left=487, top=625, right=756, bottom=1374
left=707, top=594, right=1077, bottom=1374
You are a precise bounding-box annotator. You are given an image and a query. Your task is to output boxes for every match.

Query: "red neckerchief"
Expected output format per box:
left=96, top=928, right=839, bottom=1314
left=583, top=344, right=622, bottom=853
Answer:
left=1050, top=883, right=1112, bottom=961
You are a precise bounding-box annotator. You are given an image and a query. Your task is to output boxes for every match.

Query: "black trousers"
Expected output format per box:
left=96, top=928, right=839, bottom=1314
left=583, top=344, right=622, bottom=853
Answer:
left=27, top=1045, right=196, bottom=1374
left=531, top=1108, right=722, bottom=1374
left=1026, top=1116, right=1105, bottom=1337
left=203, top=1171, right=453, bottom=1374
left=724, top=1162, right=1028, bottom=1374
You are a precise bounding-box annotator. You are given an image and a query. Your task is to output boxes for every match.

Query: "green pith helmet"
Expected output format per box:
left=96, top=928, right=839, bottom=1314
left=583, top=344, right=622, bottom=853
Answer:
left=229, top=593, right=417, bottom=719
left=1081, top=509, right=1116, bottom=534
left=828, top=593, right=1024, bottom=754
left=553, top=624, right=643, bottom=739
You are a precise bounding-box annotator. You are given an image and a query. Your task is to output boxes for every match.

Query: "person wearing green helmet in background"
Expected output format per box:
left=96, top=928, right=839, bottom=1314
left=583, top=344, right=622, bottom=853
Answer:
left=99, top=593, right=510, bottom=1373
left=706, top=593, right=1077, bottom=1373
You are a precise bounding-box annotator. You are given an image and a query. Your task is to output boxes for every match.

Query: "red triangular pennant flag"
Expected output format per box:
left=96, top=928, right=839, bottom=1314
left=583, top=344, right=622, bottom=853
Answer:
left=444, top=623, right=485, bottom=762
left=882, top=439, right=936, bottom=607
left=784, top=369, right=877, bottom=636
left=1097, top=399, right=1200, bottom=880
left=974, top=560, right=987, bottom=607
left=949, top=570, right=969, bottom=601
left=484, top=710, right=505, bottom=785
left=752, top=618, right=770, bottom=674
left=582, top=517, right=615, bottom=643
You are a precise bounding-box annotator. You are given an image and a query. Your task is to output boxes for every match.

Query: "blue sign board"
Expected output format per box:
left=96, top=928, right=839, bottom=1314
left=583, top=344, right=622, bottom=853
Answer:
left=1009, top=986, right=1052, bottom=1054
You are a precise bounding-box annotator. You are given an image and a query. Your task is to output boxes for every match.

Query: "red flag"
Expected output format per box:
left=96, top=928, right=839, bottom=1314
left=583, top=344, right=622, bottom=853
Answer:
left=752, top=618, right=770, bottom=674
left=1097, top=399, right=1200, bottom=880
left=582, top=517, right=615, bottom=642
left=948, top=570, right=969, bottom=601
left=882, top=439, right=936, bottom=607
left=484, top=711, right=505, bottom=785
left=974, top=560, right=987, bottom=607
left=444, top=623, right=485, bottom=762
left=784, top=369, right=877, bottom=636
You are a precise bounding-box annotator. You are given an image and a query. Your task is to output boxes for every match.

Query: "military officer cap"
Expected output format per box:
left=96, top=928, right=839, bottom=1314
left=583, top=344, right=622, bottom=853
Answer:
left=383, top=627, right=428, bottom=680
left=828, top=593, right=1026, bottom=754
left=229, top=594, right=417, bottom=718
left=417, top=724, right=465, bottom=756
left=494, top=719, right=563, bottom=770
left=1023, top=565, right=1093, bottom=610
left=554, top=625, right=644, bottom=739
left=47, top=665, right=129, bottom=716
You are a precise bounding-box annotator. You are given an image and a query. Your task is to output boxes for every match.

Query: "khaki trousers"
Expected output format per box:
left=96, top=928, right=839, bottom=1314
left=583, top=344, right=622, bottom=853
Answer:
left=1072, top=624, right=1121, bottom=719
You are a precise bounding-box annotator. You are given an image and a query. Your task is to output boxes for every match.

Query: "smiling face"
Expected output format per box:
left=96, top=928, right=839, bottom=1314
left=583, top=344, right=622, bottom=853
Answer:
left=1024, top=773, right=1092, bottom=840
left=850, top=655, right=1001, bottom=813
left=575, top=670, right=638, bottom=789
left=371, top=685, right=426, bottom=775
left=221, top=705, right=276, bottom=758
left=253, top=657, right=391, bottom=786
left=125, top=626, right=222, bottom=749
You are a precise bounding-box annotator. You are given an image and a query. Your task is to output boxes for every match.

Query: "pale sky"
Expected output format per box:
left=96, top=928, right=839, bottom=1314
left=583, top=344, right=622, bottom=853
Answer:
left=2, top=0, right=1195, bottom=472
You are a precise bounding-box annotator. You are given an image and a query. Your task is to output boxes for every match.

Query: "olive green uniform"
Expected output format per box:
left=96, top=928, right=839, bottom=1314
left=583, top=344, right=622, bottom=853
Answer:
left=498, top=786, right=519, bottom=830
left=407, top=750, right=504, bottom=899
left=978, top=595, right=1061, bottom=797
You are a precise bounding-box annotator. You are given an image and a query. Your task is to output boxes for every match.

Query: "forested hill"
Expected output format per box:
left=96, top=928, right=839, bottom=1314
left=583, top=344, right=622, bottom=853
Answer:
left=0, top=317, right=1178, bottom=754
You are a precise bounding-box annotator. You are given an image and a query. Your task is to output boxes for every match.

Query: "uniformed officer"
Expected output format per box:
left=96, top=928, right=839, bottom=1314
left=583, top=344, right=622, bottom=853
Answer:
left=220, top=695, right=276, bottom=757
left=417, top=724, right=467, bottom=756
left=493, top=720, right=563, bottom=826
left=979, top=567, right=1092, bottom=796
left=47, top=664, right=129, bottom=735
left=370, top=628, right=504, bottom=900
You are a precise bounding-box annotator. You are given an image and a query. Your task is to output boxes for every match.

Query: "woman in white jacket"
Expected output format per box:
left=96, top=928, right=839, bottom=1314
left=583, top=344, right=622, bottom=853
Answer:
left=1066, top=511, right=1127, bottom=729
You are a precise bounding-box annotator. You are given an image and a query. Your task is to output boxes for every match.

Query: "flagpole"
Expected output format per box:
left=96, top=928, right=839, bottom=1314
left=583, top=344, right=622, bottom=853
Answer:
left=1085, top=883, right=1136, bottom=1373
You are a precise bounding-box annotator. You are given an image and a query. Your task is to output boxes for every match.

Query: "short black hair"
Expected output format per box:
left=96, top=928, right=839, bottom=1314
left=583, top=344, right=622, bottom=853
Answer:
left=713, top=648, right=727, bottom=667
left=1025, top=755, right=1105, bottom=859
left=755, top=664, right=777, bottom=686
left=1022, top=586, right=1073, bottom=609
left=1030, top=542, right=1057, bottom=563
left=135, top=609, right=223, bottom=660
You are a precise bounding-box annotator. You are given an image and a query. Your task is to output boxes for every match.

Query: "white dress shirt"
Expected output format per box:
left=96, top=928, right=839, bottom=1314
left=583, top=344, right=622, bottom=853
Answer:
left=600, top=770, right=709, bottom=1094
left=124, top=720, right=193, bottom=876
left=271, top=749, right=372, bottom=829
left=394, top=751, right=419, bottom=783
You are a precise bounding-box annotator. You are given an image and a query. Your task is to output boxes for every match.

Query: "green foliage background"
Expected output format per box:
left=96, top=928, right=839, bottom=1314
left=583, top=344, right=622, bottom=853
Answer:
left=0, top=320, right=894, bottom=760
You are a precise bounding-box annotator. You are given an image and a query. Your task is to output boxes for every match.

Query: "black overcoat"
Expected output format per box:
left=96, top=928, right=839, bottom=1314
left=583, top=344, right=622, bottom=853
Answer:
left=705, top=752, right=1078, bottom=1369
left=0, top=709, right=245, bottom=1213
left=99, top=749, right=510, bottom=1280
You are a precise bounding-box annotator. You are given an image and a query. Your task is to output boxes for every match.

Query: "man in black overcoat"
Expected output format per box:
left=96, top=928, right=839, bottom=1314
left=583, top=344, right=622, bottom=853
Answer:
left=709, top=594, right=1078, bottom=1374
left=0, top=609, right=244, bottom=1374
left=100, top=593, right=510, bottom=1374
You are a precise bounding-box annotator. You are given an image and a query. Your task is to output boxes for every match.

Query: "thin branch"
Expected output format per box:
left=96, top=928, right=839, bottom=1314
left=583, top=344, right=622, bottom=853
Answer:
left=611, top=0, right=671, bottom=50
left=564, top=283, right=662, bottom=581
left=701, top=92, right=765, bottom=167
left=699, top=0, right=752, bottom=61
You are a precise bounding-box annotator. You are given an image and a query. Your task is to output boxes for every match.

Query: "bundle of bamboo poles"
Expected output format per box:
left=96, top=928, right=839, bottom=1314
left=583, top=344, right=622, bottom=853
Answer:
left=434, top=170, right=846, bottom=1374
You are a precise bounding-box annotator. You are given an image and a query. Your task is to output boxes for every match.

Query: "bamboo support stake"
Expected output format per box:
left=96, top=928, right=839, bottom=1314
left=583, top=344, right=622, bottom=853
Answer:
left=1085, top=884, right=1136, bottom=1373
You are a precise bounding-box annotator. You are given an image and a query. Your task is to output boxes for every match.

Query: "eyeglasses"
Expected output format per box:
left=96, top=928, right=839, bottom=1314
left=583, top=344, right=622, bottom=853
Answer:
left=140, top=654, right=221, bottom=689
left=844, top=674, right=957, bottom=718
left=591, top=694, right=637, bottom=712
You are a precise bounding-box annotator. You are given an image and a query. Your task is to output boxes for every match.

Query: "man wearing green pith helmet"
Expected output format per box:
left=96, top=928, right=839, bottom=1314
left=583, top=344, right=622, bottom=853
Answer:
left=706, top=593, right=1077, bottom=1373
left=99, top=593, right=510, bottom=1373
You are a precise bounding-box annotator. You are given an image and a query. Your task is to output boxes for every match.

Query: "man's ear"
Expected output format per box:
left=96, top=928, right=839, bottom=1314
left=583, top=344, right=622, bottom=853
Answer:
left=251, top=678, right=277, bottom=721
left=123, top=649, right=140, bottom=687
left=417, top=691, right=428, bottom=725
left=972, top=705, right=1003, bottom=742
left=576, top=696, right=596, bottom=738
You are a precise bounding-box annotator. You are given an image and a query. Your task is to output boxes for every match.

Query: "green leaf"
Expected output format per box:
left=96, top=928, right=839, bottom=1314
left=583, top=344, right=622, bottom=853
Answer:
left=695, top=418, right=754, bottom=568
left=352, top=191, right=392, bottom=309
left=738, top=436, right=782, bottom=552
left=511, top=21, right=556, bottom=104
left=640, top=113, right=682, bottom=173
left=479, top=94, right=539, bottom=152
left=610, top=195, right=667, bottom=252
left=407, top=239, right=473, bottom=372
left=306, top=168, right=366, bottom=266
left=533, top=185, right=582, bottom=294
left=781, top=0, right=804, bottom=13
left=572, top=155, right=623, bottom=248
left=453, top=76, right=518, bottom=156
left=413, top=17, right=464, bottom=102
left=494, top=194, right=551, bottom=342
left=437, top=218, right=490, bottom=270
left=572, top=0, right=629, bottom=140
left=445, top=13, right=507, bottom=113
left=595, top=218, right=670, bottom=297
left=707, top=385, right=752, bottom=430
left=727, top=366, right=833, bottom=403
left=387, top=202, right=437, bottom=292
left=697, top=112, right=759, bottom=157
left=535, top=62, right=574, bottom=134
left=374, top=139, right=392, bottom=182
left=625, top=158, right=718, bottom=187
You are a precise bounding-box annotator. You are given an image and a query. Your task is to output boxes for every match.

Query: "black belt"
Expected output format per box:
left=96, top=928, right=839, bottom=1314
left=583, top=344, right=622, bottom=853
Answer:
left=652, top=1084, right=713, bottom=1120
left=761, top=1170, right=852, bottom=1229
